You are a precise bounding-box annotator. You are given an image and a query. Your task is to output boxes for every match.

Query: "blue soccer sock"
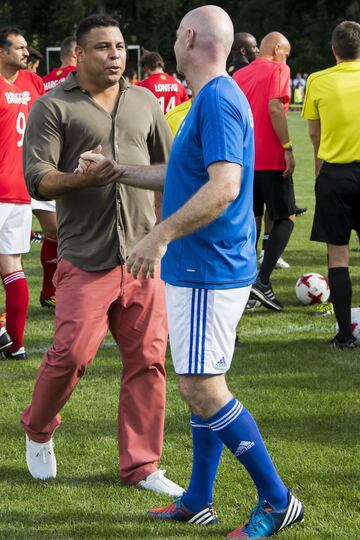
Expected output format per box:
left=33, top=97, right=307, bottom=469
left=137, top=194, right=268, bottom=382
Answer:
left=181, top=413, right=224, bottom=512
left=207, top=398, right=288, bottom=510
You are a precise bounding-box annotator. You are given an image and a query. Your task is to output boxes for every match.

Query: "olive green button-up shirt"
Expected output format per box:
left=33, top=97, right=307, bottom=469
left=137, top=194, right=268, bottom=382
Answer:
left=23, top=73, right=172, bottom=271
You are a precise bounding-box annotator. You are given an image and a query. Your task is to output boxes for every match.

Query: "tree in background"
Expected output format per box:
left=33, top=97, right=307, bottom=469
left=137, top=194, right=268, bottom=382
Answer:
left=1, top=0, right=360, bottom=75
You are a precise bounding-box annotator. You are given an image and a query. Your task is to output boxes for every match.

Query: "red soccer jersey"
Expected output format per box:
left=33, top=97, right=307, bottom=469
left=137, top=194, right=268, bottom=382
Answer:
left=0, top=75, right=29, bottom=204
left=13, top=69, right=45, bottom=109
left=233, top=57, right=291, bottom=170
left=43, top=64, right=77, bottom=92
left=138, top=72, right=188, bottom=114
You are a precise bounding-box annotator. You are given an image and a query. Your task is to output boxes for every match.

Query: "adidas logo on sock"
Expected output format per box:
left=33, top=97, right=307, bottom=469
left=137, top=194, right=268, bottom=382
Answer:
left=235, top=440, right=255, bottom=457
left=215, top=356, right=227, bottom=369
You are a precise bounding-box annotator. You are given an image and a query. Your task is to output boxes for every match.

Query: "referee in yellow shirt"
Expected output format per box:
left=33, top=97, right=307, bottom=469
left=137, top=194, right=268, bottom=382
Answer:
left=302, top=20, right=360, bottom=349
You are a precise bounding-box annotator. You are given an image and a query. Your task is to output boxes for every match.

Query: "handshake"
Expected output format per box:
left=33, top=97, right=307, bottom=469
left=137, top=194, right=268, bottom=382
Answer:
left=74, top=145, right=123, bottom=187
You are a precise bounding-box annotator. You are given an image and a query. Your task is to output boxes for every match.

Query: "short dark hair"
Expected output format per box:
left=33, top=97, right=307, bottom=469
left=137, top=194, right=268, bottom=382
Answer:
left=27, top=46, right=43, bottom=63
left=0, top=27, right=23, bottom=50
left=76, top=14, right=120, bottom=46
left=60, top=36, right=76, bottom=60
left=332, top=21, right=360, bottom=60
left=140, top=51, right=164, bottom=71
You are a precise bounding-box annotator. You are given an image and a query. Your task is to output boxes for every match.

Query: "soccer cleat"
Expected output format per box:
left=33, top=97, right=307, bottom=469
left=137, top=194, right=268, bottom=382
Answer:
left=312, top=302, right=334, bottom=317
left=26, top=434, right=57, bottom=480
left=235, top=336, right=245, bottom=349
left=137, top=469, right=185, bottom=497
left=30, top=230, right=43, bottom=244
left=330, top=335, right=356, bottom=350
left=295, top=206, right=308, bottom=217
left=0, top=346, right=27, bottom=360
left=275, top=256, right=290, bottom=269
left=148, top=497, right=218, bottom=525
left=0, top=326, right=12, bottom=352
left=251, top=278, right=284, bottom=311
left=227, top=491, right=304, bottom=539
left=258, top=251, right=290, bottom=269
left=40, top=295, right=56, bottom=308
left=245, top=298, right=260, bottom=311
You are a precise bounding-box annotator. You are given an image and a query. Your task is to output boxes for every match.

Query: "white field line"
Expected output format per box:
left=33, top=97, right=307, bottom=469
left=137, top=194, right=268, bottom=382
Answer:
left=26, top=323, right=330, bottom=354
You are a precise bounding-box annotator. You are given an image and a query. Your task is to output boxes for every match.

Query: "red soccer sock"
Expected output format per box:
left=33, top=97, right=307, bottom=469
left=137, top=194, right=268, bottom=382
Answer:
left=2, top=270, right=29, bottom=352
left=40, top=237, right=58, bottom=298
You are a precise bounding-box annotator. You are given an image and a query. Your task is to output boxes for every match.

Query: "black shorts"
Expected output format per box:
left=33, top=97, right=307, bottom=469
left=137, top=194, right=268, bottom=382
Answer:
left=311, top=162, right=360, bottom=245
left=253, top=170, right=296, bottom=221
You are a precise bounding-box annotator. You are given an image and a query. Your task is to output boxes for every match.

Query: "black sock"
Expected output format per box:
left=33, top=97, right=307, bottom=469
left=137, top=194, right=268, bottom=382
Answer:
left=262, top=234, right=269, bottom=252
left=328, top=267, right=352, bottom=341
left=259, top=219, right=294, bottom=284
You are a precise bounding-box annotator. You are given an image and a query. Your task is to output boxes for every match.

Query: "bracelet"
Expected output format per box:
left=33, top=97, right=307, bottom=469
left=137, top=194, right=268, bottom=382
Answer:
left=284, top=146, right=293, bottom=152
left=282, top=141, right=293, bottom=149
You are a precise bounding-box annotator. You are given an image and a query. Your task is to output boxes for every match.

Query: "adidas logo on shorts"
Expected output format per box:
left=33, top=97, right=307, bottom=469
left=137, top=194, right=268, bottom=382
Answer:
left=215, top=356, right=227, bottom=369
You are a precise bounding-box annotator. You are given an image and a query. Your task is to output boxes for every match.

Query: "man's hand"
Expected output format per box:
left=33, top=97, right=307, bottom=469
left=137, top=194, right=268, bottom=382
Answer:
left=75, top=145, right=103, bottom=174
left=75, top=145, right=121, bottom=188
left=126, top=227, right=168, bottom=279
left=283, top=150, right=295, bottom=177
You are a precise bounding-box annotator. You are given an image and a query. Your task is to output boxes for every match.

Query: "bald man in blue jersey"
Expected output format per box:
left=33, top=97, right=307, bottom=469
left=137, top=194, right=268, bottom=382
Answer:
left=78, top=6, right=304, bottom=539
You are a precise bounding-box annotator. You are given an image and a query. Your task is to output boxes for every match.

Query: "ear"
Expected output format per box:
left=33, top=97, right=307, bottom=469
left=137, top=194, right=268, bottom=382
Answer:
left=75, top=44, right=84, bottom=63
left=186, top=28, right=195, bottom=49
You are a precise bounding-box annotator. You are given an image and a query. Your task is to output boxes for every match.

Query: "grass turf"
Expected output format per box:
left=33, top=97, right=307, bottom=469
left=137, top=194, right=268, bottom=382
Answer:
left=0, top=112, right=359, bottom=539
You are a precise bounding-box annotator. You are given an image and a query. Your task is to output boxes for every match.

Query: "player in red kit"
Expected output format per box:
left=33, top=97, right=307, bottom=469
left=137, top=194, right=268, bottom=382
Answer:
left=0, top=27, right=31, bottom=360
left=32, top=37, right=77, bottom=309
left=43, top=36, right=77, bottom=92
left=139, top=51, right=188, bottom=114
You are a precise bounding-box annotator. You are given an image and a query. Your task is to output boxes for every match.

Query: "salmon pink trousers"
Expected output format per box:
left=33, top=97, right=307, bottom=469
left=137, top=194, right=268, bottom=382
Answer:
left=21, top=258, right=167, bottom=484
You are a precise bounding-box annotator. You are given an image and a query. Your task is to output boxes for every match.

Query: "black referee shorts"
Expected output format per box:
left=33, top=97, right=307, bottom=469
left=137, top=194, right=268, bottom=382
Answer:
left=311, top=162, right=360, bottom=245
left=253, top=170, right=296, bottom=221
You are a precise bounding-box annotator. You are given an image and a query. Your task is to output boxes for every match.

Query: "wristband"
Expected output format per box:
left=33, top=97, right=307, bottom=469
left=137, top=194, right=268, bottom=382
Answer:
left=282, top=141, right=293, bottom=149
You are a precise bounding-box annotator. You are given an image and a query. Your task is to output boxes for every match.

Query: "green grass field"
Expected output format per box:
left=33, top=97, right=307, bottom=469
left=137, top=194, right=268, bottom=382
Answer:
left=0, top=113, right=359, bottom=539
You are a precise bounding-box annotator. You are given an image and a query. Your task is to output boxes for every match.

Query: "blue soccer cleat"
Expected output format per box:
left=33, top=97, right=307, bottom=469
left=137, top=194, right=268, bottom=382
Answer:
left=227, top=491, right=304, bottom=538
left=148, top=496, right=218, bottom=525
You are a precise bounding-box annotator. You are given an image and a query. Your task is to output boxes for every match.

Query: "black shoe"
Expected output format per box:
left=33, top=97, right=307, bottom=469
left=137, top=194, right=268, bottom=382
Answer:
left=295, top=206, right=307, bottom=216
left=40, top=295, right=56, bottom=308
left=30, top=231, right=43, bottom=244
left=251, top=278, right=284, bottom=311
left=234, top=335, right=245, bottom=348
left=330, top=334, right=356, bottom=350
left=245, top=298, right=259, bottom=311
left=0, top=346, right=28, bottom=360
left=0, top=327, right=12, bottom=352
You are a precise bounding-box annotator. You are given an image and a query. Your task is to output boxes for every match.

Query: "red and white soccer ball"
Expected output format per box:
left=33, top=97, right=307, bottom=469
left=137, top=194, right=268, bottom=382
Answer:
left=295, top=272, right=330, bottom=305
left=336, top=307, right=360, bottom=344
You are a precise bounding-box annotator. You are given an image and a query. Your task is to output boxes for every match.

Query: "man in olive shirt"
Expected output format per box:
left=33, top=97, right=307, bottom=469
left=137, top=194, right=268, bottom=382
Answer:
left=20, top=14, right=184, bottom=497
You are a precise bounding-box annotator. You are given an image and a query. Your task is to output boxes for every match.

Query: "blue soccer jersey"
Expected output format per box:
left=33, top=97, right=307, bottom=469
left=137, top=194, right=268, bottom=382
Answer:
left=161, top=75, right=257, bottom=289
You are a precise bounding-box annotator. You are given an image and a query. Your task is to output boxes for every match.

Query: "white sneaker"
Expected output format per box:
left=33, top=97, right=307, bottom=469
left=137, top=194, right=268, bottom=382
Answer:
left=258, top=250, right=290, bottom=269
left=26, top=434, right=57, bottom=480
left=275, top=256, right=290, bottom=269
left=137, top=469, right=185, bottom=497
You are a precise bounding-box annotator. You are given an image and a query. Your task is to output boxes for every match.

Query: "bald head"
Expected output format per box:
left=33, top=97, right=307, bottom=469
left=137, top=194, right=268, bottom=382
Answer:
left=180, top=5, right=234, bottom=56
left=232, top=32, right=258, bottom=63
left=259, top=32, right=291, bottom=63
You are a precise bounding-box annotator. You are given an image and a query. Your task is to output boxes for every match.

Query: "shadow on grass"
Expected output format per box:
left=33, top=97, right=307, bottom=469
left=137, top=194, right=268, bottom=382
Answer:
left=0, top=508, right=225, bottom=539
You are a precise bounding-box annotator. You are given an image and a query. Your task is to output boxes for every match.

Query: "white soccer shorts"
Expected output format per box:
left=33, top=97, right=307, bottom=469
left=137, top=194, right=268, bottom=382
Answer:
left=0, top=203, right=32, bottom=255
left=31, top=198, right=56, bottom=212
left=166, top=284, right=251, bottom=375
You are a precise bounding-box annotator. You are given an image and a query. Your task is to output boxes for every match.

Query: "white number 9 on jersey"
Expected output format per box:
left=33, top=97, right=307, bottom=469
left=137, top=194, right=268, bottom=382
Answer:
left=16, top=111, right=26, bottom=147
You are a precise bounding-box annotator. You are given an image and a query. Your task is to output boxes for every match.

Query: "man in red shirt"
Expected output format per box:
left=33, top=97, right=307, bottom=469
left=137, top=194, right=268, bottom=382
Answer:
left=139, top=50, right=188, bottom=114
left=43, top=36, right=77, bottom=92
left=233, top=32, right=296, bottom=311
left=0, top=27, right=32, bottom=359
left=29, top=37, right=77, bottom=309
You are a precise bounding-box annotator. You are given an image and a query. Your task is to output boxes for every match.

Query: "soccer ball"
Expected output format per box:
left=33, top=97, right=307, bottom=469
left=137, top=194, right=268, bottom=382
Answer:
left=336, top=307, right=360, bottom=344
left=295, top=272, right=330, bottom=305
